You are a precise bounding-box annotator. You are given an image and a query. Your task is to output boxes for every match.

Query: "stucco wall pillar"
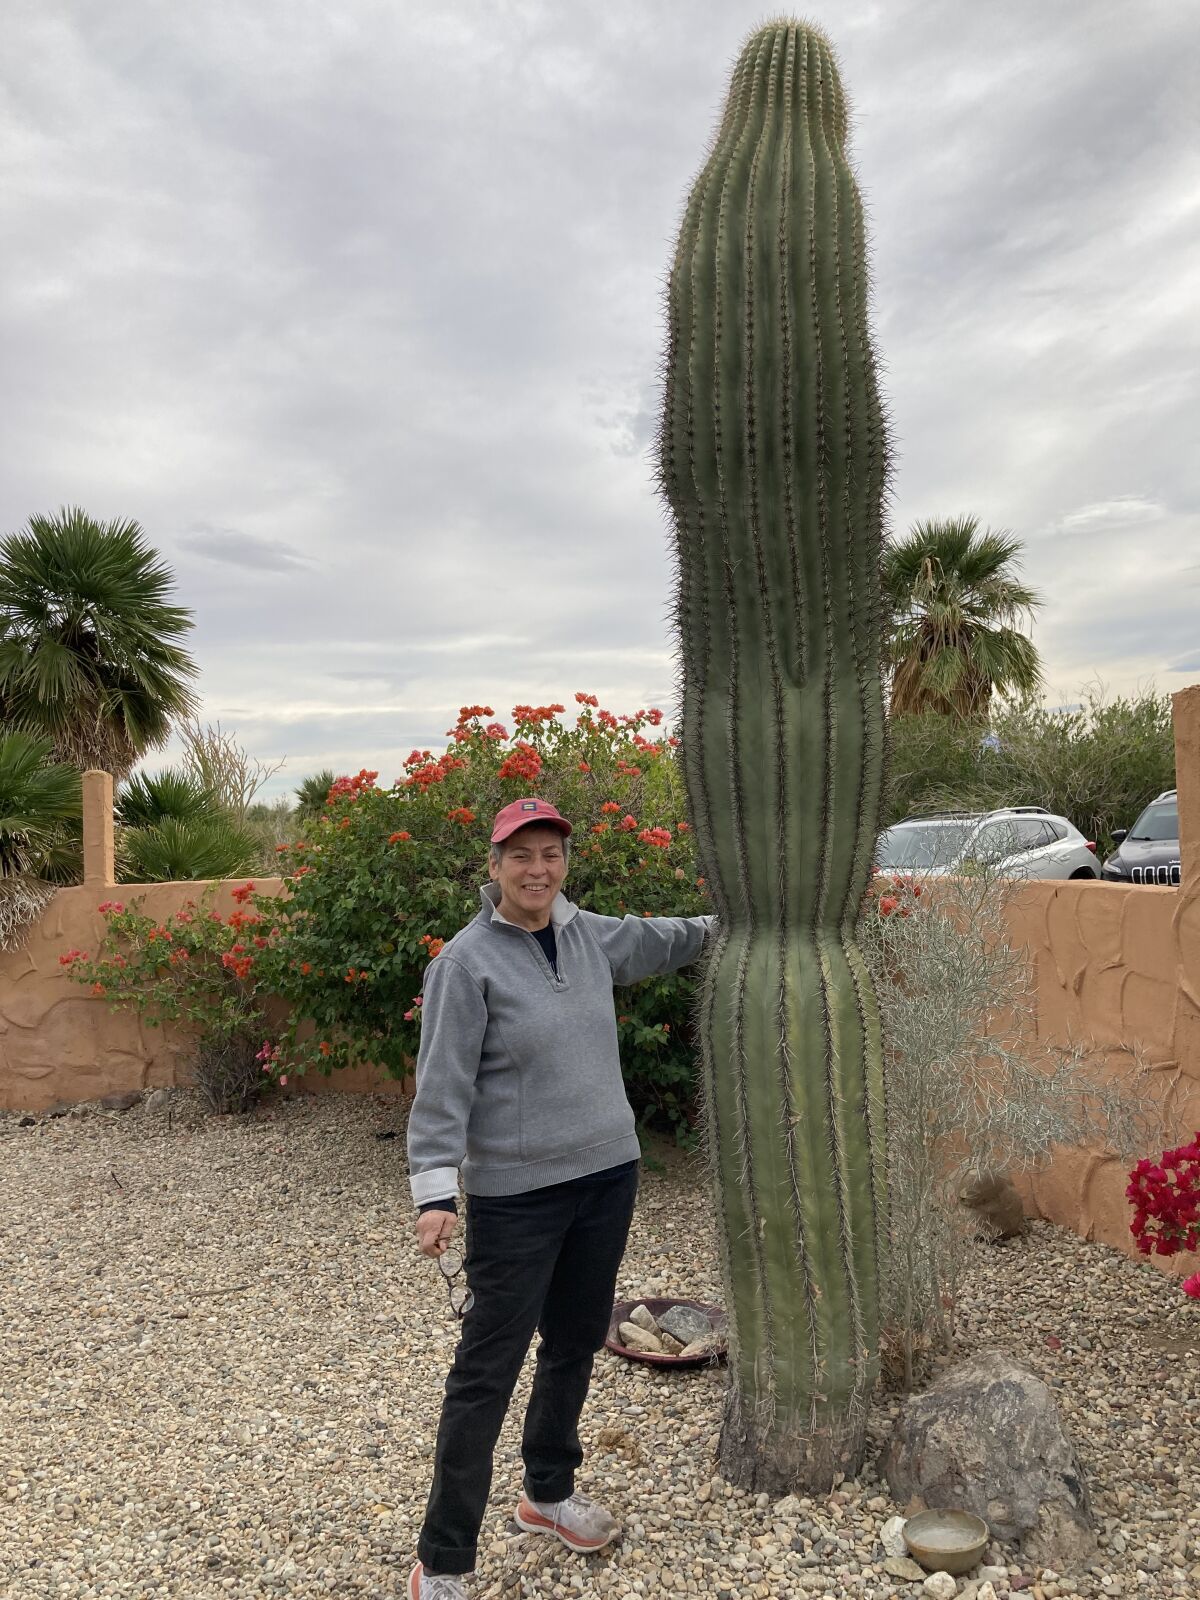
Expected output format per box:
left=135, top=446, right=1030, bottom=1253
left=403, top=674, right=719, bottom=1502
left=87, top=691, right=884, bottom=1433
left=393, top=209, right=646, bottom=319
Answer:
left=81, top=769, right=115, bottom=888
left=1172, top=684, right=1200, bottom=886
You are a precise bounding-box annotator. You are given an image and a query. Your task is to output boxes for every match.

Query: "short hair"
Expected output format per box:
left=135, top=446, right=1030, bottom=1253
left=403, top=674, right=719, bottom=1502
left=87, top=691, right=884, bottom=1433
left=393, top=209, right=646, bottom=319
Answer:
left=489, top=829, right=570, bottom=869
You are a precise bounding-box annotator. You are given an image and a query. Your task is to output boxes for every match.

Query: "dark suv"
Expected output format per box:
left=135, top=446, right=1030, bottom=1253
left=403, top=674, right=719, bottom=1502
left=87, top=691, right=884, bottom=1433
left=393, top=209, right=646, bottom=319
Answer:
left=1101, top=790, right=1181, bottom=885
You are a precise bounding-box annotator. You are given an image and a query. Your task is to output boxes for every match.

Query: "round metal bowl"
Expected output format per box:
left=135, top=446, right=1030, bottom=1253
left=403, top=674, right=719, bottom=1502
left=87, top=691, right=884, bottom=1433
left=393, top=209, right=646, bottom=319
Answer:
left=605, top=1297, right=727, bottom=1368
left=903, top=1509, right=990, bottom=1575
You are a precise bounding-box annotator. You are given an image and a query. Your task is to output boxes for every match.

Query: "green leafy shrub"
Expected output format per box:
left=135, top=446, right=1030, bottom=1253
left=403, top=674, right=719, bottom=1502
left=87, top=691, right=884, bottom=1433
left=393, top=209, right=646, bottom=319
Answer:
left=886, top=686, right=1176, bottom=851
left=259, top=697, right=706, bottom=1137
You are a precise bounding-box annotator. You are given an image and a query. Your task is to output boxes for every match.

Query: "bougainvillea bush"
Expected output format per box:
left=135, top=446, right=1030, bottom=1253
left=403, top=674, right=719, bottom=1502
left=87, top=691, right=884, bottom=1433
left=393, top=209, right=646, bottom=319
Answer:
left=59, top=884, right=283, bottom=1111
left=258, top=697, right=707, bottom=1137
left=1127, top=1135, right=1200, bottom=1298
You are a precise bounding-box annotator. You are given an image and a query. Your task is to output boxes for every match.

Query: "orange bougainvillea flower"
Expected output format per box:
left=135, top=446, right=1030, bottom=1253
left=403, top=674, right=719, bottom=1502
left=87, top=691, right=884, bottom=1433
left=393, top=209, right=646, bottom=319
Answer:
left=575, top=692, right=599, bottom=707
left=231, top=881, right=256, bottom=904
left=578, top=761, right=591, bottom=773
left=318, top=1041, right=332, bottom=1056
left=389, top=831, right=411, bottom=843
left=447, top=807, right=476, bottom=826
left=600, top=801, right=622, bottom=815
left=619, top=815, right=638, bottom=832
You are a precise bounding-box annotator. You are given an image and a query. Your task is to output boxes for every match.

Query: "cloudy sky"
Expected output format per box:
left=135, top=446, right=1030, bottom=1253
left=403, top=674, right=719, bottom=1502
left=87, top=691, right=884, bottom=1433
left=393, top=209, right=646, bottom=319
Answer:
left=3, top=0, right=1198, bottom=796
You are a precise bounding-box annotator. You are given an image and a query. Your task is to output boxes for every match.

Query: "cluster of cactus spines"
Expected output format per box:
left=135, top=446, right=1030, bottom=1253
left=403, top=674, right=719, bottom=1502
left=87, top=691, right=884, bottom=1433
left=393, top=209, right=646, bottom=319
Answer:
left=659, top=19, right=891, bottom=1490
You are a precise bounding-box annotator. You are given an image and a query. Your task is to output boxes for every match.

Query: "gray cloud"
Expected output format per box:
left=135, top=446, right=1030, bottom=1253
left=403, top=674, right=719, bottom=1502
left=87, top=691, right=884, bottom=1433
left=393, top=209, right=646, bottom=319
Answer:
left=2, top=0, right=1198, bottom=799
left=185, top=526, right=314, bottom=572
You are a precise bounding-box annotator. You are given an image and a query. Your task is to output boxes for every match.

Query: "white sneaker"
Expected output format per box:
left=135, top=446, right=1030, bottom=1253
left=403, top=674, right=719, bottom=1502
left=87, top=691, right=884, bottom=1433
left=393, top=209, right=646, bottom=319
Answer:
left=515, top=1490, right=620, bottom=1553
left=408, top=1560, right=469, bottom=1598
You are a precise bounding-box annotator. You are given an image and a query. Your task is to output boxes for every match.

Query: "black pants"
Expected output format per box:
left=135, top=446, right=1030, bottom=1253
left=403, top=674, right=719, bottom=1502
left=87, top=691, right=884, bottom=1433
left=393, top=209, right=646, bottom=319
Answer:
left=417, top=1160, right=639, bottom=1576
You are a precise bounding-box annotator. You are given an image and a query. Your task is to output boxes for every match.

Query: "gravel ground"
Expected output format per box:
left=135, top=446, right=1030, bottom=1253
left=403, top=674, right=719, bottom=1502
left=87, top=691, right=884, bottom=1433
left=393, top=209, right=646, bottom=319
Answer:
left=2, top=1093, right=1198, bottom=1600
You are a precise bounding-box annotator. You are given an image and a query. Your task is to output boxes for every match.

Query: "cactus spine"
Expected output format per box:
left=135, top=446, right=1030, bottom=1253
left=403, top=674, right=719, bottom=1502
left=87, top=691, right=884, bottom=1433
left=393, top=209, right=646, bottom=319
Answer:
left=660, top=20, right=890, bottom=1490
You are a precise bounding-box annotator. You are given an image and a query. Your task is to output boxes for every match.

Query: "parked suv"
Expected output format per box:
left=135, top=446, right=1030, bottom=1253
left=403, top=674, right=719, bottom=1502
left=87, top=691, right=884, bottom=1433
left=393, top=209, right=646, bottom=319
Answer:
left=876, top=807, right=1100, bottom=880
left=1101, top=791, right=1180, bottom=885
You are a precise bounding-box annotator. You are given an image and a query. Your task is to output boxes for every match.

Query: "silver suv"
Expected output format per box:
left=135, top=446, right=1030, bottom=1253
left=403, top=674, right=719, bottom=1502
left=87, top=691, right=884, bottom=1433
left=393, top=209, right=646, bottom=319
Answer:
left=876, top=807, right=1100, bottom=880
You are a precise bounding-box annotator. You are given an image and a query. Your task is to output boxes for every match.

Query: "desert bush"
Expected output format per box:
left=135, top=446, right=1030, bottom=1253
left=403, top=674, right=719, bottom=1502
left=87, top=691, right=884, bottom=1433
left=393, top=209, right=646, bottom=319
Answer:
left=861, top=868, right=1159, bottom=1387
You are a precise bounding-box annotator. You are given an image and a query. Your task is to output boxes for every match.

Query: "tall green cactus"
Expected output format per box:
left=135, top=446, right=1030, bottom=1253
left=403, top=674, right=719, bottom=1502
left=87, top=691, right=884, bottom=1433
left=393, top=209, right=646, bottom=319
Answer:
left=660, top=20, right=890, bottom=1491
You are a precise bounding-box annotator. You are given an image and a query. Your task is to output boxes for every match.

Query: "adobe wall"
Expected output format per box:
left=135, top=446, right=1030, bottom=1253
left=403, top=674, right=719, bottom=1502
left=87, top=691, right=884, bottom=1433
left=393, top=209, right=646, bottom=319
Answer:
left=0, top=876, right=405, bottom=1111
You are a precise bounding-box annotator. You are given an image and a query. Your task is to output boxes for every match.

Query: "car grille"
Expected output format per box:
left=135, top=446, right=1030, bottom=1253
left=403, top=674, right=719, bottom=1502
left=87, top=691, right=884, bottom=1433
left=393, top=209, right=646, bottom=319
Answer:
left=1130, top=863, right=1181, bottom=885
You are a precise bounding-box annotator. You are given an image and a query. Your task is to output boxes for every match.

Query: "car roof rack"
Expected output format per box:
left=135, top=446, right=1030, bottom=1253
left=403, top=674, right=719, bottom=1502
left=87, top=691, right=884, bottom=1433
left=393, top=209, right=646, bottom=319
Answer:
left=985, top=805, right=1051, bottom=816
left=1154, top=789, right=1177, bottom=802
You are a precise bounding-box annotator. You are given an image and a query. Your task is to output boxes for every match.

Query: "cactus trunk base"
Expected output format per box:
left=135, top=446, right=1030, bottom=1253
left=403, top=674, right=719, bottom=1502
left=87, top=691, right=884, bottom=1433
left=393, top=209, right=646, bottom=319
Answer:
left=719, top=1391, right=866, bottom=1495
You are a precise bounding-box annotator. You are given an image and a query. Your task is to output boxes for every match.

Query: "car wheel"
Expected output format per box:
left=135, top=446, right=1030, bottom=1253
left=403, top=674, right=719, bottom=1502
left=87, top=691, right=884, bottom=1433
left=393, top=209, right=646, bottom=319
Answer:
left=1069, top=867, right=1097, bottom=879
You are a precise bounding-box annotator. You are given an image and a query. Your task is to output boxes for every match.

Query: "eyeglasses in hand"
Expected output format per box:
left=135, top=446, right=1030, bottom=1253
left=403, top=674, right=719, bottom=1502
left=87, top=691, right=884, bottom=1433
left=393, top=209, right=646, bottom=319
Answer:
left=437, top=1248, right=474, bottom=1319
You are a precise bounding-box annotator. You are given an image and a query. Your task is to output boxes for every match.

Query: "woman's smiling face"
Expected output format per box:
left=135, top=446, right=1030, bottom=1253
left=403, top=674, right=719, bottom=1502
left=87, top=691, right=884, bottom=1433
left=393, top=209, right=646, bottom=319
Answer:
left=488, top=825, right=568, bottom=929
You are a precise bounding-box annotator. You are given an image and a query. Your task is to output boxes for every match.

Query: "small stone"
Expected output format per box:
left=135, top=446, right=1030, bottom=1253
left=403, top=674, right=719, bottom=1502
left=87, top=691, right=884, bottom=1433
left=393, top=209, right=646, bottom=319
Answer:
left=885, top=1555, right=928, bottom=1582
left=923, top=1575, right=958, bottom=1600
left=696, top=1482, right=712, bottom=1503
left=628, top=1303, right=661, bottom=1334
left=659, top=1332, right=685, bottom=1355
left=977, top=1586, right=999, bottom=1600
left=618, top=1321, right=664, bottom=1353
left=978, top=1569, right=1006, bottom=1584
left=881, top=1514, right=909, bottom=1558
left=657, top=1304, right=714, bottom=1345
left=18, top=1116, right=35, bottom=1127
left=146, top=1088, right=172, bottom=1111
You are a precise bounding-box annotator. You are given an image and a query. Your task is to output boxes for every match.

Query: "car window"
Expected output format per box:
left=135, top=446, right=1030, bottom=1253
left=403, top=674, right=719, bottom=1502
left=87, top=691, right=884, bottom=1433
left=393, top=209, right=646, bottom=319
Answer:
left=1128, top=800, right=1179, bottom=842
left=876, top=822, right=973, bottom=869
left=971, top=821, right=1019, bottom=862
left=1014, top=818, right=1053, bottom=852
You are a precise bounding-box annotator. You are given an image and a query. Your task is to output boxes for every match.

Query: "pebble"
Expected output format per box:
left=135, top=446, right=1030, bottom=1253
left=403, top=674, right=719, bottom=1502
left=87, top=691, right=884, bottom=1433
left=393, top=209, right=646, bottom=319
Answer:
left=923, top=1574, right=958, bottom=1600
left=1, top=1094, right=1197, bottom=1599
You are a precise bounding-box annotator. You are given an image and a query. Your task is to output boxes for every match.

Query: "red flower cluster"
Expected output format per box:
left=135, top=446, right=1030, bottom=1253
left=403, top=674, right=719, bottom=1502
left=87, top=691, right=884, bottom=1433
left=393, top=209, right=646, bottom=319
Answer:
left=638, top=827, right=673, bottom=850
left=512, top=703, right=565, bottom=724
left=484, top=722, right=508, bottom=741
left=497, top=741, right=541, bottom=783
left=326, top=770, right=379, bottom=804
left=419, top=933, right=445, bottom=959
left=575, top=692, right=599, bottom=707
left=389, top=831, right=412, bottom=844
left=97, top=900, right=125, bottom=915
left=230, top=881, right=257, bottom=905
left=59, top=948, right=85, bottom=967
left=404, top=753, right=466, bottom=791
left=600, top=801, right=622, bottom=815
left=221, top=945, right=254, bottom=981
left=619, top=814, right=639, bottom=832
left=1127, top=1136, right=1200, bottom=1258
left=447, top=807, right=476, bottom=826
left=457, top=705, right=495, bottom=723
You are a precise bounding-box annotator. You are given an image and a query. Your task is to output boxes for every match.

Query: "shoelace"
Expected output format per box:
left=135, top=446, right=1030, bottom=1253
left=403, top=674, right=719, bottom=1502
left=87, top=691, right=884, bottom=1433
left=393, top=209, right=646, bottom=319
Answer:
left=554, top=1491, right=597, bottom=1529
left=421, top=1572, right=467, bottom=1600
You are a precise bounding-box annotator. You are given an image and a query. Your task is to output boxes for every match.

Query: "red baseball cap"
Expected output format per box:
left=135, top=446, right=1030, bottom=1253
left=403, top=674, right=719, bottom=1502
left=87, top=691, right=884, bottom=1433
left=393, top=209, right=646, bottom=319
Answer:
left=490, top=797, right=573, bottom=844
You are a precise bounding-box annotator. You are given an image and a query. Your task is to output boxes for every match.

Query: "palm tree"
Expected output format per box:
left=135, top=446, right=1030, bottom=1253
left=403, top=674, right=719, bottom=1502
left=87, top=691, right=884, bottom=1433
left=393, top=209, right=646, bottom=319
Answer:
left=0, top=508, right=198, bottom=779
left=294, top=769, right=335, bottom=822
left=883, top=515, right=1043, bottom=719
left=116, top=770, right=221, bottom=829
left=0, top=731, right=82, bottom=947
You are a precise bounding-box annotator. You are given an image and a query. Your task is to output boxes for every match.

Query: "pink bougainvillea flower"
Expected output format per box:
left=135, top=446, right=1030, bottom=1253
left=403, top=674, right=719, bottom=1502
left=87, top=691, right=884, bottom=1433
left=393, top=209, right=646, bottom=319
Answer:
left=1182, top=1273, right=1200, bottom=1299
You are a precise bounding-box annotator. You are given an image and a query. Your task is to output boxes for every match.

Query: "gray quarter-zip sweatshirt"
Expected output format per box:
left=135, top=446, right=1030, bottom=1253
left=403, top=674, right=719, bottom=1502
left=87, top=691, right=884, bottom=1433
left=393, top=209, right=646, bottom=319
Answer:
left=406, top=883, right=711, bottom=1204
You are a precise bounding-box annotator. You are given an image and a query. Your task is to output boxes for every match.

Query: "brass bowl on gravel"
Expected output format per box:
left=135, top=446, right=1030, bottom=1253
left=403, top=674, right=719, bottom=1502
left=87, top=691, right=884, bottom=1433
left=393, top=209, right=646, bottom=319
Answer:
left=903, top=1509, right=990, bottom=1575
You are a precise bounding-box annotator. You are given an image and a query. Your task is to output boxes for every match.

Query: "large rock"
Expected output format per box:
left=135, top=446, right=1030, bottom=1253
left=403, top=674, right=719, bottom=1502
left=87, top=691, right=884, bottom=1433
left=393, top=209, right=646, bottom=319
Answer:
left=883, top=1350, right=1095, bottom=1567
